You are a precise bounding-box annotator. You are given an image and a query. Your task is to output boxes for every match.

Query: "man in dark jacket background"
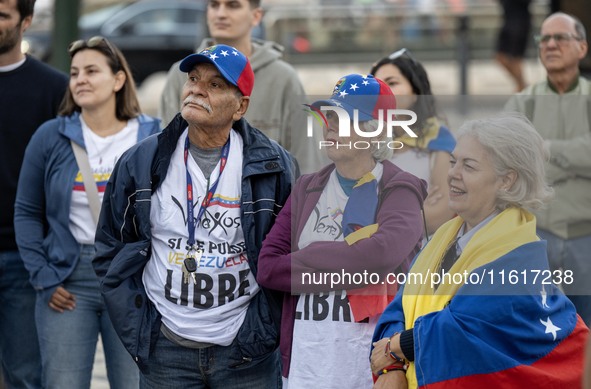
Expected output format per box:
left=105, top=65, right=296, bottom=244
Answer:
left=93, top=44, right=295, bottom=388
left=1, top=0, right=68, bottom=387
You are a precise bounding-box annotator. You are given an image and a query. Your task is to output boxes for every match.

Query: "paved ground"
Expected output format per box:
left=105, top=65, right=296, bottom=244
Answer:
left=91, top=57, right=546, bottom=387
left=91, top=338, right=108, bottom=389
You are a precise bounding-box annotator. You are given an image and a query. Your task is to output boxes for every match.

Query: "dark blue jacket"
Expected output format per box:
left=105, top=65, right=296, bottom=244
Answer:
left=14, top=112, right=160, bottom=302
left=93, top=114, right=296, bottom=371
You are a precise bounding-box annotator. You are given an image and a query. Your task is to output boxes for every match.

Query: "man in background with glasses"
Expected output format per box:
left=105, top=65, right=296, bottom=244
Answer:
left=505, top=12, right=591, bottom=326
left=0, top=0, right=68, bottom=388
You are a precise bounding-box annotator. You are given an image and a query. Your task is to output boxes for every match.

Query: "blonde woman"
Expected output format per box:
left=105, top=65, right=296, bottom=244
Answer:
left=371, top=114, right=588, bottom=388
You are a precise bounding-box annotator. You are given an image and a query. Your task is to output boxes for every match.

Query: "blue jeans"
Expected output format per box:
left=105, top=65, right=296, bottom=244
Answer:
left=140, top=332, right=281, bottom=389
left=35, top=244, right=139, bottom=389
left=0, top=250, right=42, bottom=389
left=538, top=229, right=591, bottom=326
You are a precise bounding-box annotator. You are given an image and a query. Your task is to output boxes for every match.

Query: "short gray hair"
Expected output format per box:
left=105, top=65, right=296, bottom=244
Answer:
left=456, top=113, right=553, bottom=211
left=548, top=12, right=587, bottom=40
left=364, top=119, right=393, bottom=162
left=574, top=15, right=587, bottom=41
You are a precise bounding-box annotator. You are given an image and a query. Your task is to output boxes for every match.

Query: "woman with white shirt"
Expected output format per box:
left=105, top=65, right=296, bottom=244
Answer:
left=14, top=36, right=160, bottom=389
left=371, top=49, right=456, bottom=236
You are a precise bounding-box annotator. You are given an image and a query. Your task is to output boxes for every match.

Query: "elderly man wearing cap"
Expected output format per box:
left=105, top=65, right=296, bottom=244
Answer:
left=256, top=74, right=427, bottom=388
left=92, top=44, right=295, bottom=388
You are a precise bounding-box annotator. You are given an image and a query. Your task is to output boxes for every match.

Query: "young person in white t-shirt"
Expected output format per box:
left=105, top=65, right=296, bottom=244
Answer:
left=14, top=37, right=160, bottom=389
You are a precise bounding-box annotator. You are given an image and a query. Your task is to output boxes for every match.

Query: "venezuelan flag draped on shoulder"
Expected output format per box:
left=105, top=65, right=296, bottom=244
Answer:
left=373, top=208, right=589, bottom=388
left=396, top=117, right=455, bottom=153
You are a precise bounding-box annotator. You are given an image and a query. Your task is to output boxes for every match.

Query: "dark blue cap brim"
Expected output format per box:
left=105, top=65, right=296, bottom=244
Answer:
left=179, top=53, right=238, bottom=90
left=311, top=98, right=374, bottom=121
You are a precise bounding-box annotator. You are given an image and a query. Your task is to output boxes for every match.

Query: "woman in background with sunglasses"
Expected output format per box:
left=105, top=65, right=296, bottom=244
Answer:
left=371, top=49, right=456, bottom=237
left=14, top=36, right=160, bottom=389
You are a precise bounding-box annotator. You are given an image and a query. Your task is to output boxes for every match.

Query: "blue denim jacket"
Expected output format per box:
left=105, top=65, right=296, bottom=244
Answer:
left=14, top=112, right=161, bottom=300
left=92, top=114, right=296, bottom=372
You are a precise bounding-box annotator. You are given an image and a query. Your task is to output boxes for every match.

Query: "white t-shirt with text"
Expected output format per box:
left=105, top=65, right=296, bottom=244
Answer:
left=143, top=129, right=259, bottom=346
left=288, top=163, right=383, bottom=389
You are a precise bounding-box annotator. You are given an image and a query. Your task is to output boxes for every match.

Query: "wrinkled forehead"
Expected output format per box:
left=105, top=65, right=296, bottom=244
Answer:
left=188, top=62, right=224, bottom=80
left=208, top=0, right=257, bottom=8
left=0, top=0, right=16, bottom=11
left=453, top=134, right=490, bottom=160
left=541, top=15, right=577, bottom=34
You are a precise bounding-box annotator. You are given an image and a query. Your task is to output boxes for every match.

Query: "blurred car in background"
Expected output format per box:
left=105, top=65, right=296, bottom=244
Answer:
left=24, top=0, right=207, bottom=84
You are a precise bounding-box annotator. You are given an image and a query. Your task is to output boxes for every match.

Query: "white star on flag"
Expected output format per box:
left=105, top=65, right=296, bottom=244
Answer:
left=221, top=50, right=229, bottom=57
left=334, top=101, right=343, bottom=107
left=232, top=51, right=239, bottom=56
left=339, top=90, right=348, bottom=98
left=349, top=83, right=359, bottom=91
left=540, top=317, right=561, bottom=341
left=362, top=80, right=369, bottom=86
left=210, top=53, right=219, bottom=60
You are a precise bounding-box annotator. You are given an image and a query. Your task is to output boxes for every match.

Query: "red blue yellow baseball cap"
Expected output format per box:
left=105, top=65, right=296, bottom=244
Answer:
left=179, top=44, right=255, bottom=97
left=312, top=74, right=396, bottom=121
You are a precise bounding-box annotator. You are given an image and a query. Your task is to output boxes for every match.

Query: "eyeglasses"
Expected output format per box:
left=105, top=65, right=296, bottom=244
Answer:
left=387, top=48, right=418, bottom=64
left=534, top=33, right=583, bottom=46
left=68, top=36, right=120, bottom=68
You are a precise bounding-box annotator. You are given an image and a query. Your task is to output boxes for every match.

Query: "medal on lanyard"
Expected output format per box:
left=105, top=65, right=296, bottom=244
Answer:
left=182, top=134, right=230, bottom=285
